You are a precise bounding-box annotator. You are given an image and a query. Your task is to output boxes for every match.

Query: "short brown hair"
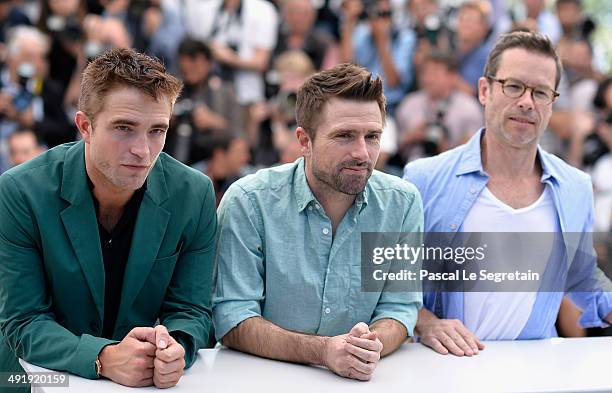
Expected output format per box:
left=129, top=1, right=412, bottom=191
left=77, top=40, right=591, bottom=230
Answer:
left=296, top=63, right=385, bottom=138
left=79, top=48, right=183, bottom=123
left=484, top=31, right=563, bottom=88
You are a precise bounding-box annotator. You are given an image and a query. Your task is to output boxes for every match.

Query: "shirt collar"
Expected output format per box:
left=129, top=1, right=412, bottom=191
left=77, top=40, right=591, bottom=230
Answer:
left=293, top=157, right=370, bottom=213
left=455, top=128, right=560, bottom=183
left=455, top=128, right=486, bottom=176
left=294, top=157, right=317, bottom=212
left=537, top=147, right=560, bottom=183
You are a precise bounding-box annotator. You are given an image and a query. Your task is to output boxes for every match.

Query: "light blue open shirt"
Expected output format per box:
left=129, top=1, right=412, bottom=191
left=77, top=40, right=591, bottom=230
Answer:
left=213, top=158, right=423, bottom=341
left=403, top=129, right=612, bottom=338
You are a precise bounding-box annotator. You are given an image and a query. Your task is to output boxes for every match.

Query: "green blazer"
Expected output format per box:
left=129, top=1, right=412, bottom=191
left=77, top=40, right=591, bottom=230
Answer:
left=0, top=141, right=217, bottom=379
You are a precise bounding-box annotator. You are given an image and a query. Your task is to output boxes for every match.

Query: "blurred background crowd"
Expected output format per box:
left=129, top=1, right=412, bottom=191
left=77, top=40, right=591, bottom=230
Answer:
left=0, top=0, right=610, bottom=221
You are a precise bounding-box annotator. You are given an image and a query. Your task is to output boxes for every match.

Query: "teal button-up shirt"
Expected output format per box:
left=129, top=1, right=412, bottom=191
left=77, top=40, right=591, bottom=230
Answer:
left=213, top=158, right=423, bottom=341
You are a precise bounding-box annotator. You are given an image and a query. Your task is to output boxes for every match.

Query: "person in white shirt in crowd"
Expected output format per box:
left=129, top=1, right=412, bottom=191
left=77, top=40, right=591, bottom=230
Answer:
left=181, top=0, right=278, bottom=110
left=496, top=0, right=562, bottom=44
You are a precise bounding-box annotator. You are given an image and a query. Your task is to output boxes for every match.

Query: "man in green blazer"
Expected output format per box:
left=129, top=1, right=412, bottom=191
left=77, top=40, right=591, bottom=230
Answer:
left=0, top=49, right=217, bottom=389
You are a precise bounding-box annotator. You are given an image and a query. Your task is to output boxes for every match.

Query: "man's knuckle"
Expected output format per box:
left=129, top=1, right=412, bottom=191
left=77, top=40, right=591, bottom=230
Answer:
left=133, top=358, right=146, bottom=368
left=157, top=373, right=171, bottom=384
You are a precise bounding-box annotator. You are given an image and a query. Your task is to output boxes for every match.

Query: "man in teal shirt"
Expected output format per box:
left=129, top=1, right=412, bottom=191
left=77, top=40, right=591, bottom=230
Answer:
left=213, top=63, right=423, bottom=381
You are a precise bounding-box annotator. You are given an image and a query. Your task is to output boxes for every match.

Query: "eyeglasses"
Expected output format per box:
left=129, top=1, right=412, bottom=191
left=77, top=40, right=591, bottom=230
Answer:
left=486, top=76, right=560, bottom=105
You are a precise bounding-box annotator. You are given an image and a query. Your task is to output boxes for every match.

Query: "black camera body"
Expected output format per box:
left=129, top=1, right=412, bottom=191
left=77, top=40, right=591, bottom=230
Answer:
left=46, top=15, right=83, bottom=42
left=422, top=100, right=449, bottom=156
left=359, top=0, right=390, bottom=20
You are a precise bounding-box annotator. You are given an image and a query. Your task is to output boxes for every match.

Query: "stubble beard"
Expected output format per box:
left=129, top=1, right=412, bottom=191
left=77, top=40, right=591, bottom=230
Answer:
left=311, top=156, right=372, bottom=196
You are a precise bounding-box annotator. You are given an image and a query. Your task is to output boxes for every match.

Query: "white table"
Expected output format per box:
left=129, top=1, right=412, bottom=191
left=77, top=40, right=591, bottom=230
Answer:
left=20, top=337, right=612, bottom=393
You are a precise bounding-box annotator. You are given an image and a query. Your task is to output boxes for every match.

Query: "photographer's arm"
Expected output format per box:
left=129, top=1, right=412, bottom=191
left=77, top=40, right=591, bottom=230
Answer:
left=339, top=0, right=361, bottom=62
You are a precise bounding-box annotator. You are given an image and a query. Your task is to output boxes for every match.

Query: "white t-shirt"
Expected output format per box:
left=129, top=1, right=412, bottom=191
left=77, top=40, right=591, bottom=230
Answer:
left=462, top=186, right=559, bottom=340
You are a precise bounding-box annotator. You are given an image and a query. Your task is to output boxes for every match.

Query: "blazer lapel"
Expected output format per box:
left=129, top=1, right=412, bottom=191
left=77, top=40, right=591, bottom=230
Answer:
left=117, top=158, right=170, bottom=317
left=59, top=142, right=105, bottom=321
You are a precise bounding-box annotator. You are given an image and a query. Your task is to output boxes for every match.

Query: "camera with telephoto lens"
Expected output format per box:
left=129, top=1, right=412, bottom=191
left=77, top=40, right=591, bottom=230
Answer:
left=422, top=100, right=449, bottom=156
left=421, top=14, right=443, bottom=45
left=12, top=63, right=36, bottom=113
left=276, top=91, right=298, bottom=124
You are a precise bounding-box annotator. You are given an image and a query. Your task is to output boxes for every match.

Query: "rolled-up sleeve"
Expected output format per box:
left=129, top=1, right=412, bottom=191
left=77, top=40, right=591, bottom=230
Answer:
left=213, top=184, right=266, bottom=341
left=566, top=192, right=612, bottom=328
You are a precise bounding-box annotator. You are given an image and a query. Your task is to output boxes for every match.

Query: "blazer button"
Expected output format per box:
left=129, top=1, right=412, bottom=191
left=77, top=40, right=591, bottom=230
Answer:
left=89, top=321, right=100, bottom=332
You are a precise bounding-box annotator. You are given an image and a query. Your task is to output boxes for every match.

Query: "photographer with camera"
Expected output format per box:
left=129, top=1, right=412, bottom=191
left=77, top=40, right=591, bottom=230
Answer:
left=567, top=77, right=612, bottom=245
left=559, top=39, right=602, bottom=112
left=191, top=133, right=251, bottom=206
left=0, top=26, right=71, bottom=173
left=556, top=0, right=595, bottom=41
left=61, top=14, right=132, bottom=125
left=182, top=0, right=278, bottom=108
left=272, top=0, right=338, bottom=71
left=266, top=50, right=315, bottom=165
left=452, top=1, right=492, bottom=95
left=408, top=0, right=452, bottom=77
left=569, top=77, right=612, bottom=171
left=396, top=51, right=482, bottom=163
left=97, top=0, right=184, bottom=74
left=165, top=38, right=238, bottom=165
left=181, top=0, right=278, bottom=155
left=0, top=1, right=30, bottom=47
left=340, top=0, right=415, bottom=115
left=36, top=0, right=87, bottom=96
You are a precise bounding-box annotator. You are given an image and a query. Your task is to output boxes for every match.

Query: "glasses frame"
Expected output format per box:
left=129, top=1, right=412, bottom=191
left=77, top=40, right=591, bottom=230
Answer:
left=486, top=76, right=560, bottom=105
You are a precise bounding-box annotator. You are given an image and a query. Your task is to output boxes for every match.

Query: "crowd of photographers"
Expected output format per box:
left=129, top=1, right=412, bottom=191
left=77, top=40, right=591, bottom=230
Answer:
left=0, top=0, right=609, bottom=227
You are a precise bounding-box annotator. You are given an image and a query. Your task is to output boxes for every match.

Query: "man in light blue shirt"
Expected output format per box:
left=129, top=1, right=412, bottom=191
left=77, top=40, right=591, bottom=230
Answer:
left=214, top=63, right=423, bottom=381
left=404, top=31, right=612, bottom=356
